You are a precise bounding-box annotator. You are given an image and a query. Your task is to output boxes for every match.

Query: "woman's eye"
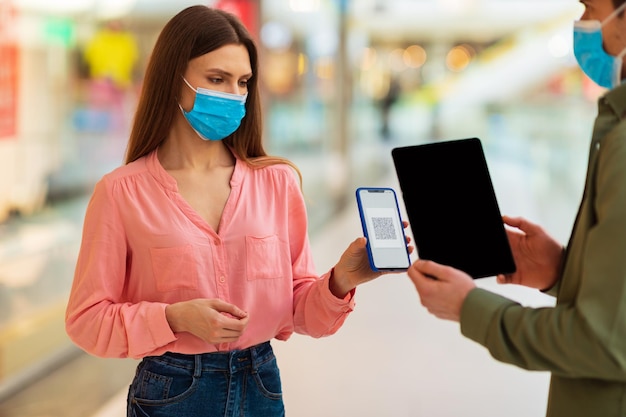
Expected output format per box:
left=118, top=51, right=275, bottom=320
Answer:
left=209, top=77, right=223, bottom=84
left=239, top=80, right=249, bottom=88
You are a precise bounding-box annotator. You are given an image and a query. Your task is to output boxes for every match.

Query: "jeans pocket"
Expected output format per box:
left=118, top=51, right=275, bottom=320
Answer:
left=129, top=359, right=198, bottom=406
left=252, top=356, right=283, bottom=400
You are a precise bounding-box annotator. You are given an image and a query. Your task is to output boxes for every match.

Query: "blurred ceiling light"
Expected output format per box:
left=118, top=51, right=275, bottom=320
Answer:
left=15, top=0, right=95, bottom=14
left=289, top=0, right=320, bottom=13
left=261, top=21, right=293, bottom=51
left=446, top=45, right=472, bottom=72
left=438, top=0, right=480, bottom=14
left=548, top=32, right=570, bottom=58
left=403, top=44, right=427, bottom=68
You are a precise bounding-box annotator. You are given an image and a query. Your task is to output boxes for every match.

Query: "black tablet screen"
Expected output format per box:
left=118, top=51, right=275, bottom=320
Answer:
left=392, top=138, right=516, bottom=279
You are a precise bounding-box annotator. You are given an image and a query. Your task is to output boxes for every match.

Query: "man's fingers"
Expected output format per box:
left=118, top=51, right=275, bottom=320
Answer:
left=503, top=215, right=542, bottom=237
left=497, top=274, right=511, bottom=284
left=413, top=259, right=451, bottom=281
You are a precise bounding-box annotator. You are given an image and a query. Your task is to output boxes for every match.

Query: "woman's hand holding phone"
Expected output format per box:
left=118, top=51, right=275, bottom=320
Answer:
left=329, top=220, right=413, bottom=299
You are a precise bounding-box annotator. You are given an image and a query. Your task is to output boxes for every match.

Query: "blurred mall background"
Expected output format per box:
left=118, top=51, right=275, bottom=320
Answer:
left=0, top=0, right=605, bottom=415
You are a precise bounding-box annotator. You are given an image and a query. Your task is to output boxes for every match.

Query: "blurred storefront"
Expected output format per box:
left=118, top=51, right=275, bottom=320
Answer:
left=0, top=0, right=159, bottom=397
left=0, top=0, right=607, bottom=407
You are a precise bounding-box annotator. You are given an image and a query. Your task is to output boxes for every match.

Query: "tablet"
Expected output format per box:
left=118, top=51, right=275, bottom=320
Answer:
left=391, top=138, right=516, bottom=279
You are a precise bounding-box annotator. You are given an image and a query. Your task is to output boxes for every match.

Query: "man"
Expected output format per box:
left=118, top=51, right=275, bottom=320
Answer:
left=408, top=1, right=626, bottom=416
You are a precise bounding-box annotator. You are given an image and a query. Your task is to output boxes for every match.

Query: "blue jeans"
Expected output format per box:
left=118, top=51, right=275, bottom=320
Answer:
left=127, top=342, right=284, bottom=417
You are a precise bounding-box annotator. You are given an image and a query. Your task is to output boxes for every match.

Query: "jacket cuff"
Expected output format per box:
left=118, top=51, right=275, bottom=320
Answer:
left=460, top=287, right=512, bottom=345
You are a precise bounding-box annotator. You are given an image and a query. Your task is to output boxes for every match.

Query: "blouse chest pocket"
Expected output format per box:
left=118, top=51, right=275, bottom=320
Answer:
left=245, top=235, right=290, bottom=280
left=150, top=244, right=199, bottom=291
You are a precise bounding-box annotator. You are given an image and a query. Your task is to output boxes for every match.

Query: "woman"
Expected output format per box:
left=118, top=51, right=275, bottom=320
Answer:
left=65, top=6, right=411, bottom=416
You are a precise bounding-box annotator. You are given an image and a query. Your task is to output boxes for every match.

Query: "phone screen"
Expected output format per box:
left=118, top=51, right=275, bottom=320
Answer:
left=356, top=187, right=411, bottom=271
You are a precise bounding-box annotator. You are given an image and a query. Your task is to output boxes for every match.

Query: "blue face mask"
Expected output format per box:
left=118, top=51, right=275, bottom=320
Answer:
left=573, top=3, right=626, bottom=89
left=179, top=78, right=247, bottom=141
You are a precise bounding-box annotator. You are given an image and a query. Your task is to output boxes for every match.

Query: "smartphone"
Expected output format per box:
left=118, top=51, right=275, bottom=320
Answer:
left=356, top=187, right=411, bottom=271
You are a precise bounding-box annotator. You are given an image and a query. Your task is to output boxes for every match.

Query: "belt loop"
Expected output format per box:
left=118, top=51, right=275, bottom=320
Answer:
left=249, top=343, right=260, bottom=372
left=193, top=354, right=202, bottom=378
left=228, top=350, right=235, bottom=374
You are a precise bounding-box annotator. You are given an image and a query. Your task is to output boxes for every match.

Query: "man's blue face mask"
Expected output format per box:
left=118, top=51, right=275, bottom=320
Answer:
left=573, top=2, right=626, bottom=89
left=179, top=77, right=247, bottom=141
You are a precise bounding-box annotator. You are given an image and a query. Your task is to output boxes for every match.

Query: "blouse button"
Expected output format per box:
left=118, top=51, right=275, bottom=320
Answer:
left=219, top=275, right=226, bottom=283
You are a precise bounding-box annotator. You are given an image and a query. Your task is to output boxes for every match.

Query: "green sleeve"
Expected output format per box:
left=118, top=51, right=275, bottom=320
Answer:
left=460, top=123, right=626, bottom=381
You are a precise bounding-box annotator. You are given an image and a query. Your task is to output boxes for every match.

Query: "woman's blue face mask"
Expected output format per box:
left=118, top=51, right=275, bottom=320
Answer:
left=179, top=78, right=247, bottom=141
left=573, top=3, right=626, bottom=89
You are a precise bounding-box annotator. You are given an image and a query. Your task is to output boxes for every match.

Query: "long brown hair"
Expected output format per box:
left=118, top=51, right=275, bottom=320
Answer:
left=124, top=6, right=301, bottom=183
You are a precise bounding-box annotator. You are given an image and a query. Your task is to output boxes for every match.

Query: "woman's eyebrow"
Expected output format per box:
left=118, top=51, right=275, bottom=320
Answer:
left=203, top=68, right=253, bottom=78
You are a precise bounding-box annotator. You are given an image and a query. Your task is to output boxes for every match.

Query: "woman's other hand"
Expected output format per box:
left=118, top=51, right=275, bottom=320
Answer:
left=165, top=299, right=249, bottom=343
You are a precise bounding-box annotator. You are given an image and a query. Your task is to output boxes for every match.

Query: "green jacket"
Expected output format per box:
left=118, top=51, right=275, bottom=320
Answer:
left=461, top=82, right=626, bottom=417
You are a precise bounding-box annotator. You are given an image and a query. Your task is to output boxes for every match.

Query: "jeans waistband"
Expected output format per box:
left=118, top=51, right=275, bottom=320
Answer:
left=157, top=342, right=274, bottom=376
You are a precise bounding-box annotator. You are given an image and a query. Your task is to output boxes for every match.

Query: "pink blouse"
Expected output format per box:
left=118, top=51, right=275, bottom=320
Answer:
left=65, top=150, right=355, bottom=359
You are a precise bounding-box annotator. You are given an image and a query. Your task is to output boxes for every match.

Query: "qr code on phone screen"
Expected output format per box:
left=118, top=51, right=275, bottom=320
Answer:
left=372, top=217, right=397, bottom=240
